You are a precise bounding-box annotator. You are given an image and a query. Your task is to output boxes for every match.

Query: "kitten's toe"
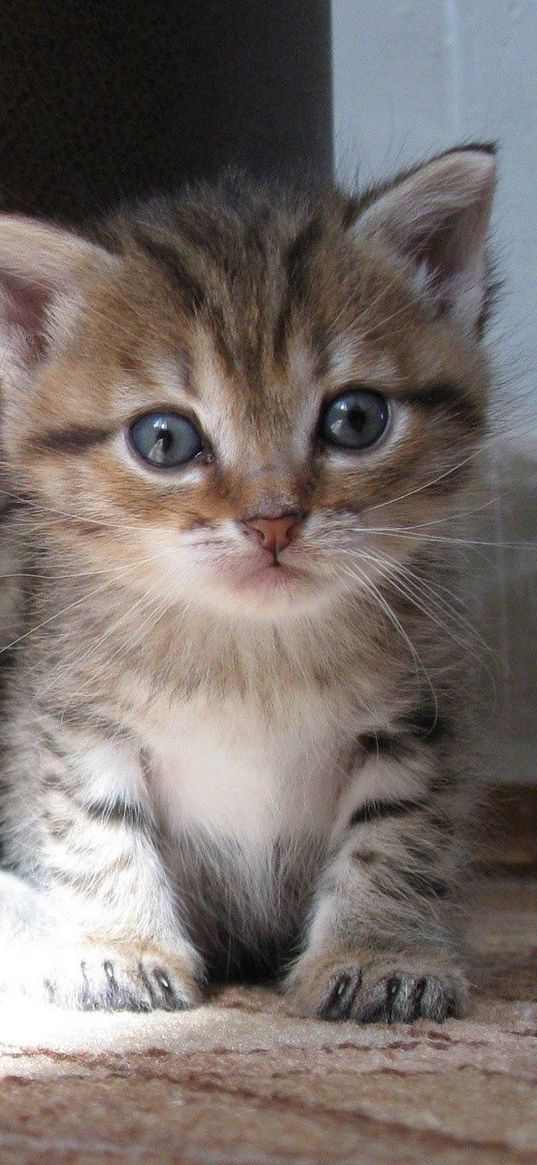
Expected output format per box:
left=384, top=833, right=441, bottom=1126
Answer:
left=137, top=958, right=195, bottom=1011
left=286, top=952, right=467, bottom=1024
left=316, top=968, right=364, bottom=1021
left=355, top=971, right=459, bottom=1023
left=36, top=940, right=204, bottom=1012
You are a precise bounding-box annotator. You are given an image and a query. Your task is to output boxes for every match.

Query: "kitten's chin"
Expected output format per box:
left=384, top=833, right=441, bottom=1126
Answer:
left=202, top=562, right=335, bottom=619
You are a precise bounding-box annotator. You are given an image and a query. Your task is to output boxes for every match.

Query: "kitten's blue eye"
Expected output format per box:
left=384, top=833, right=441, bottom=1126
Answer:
left=129, top=412, right=204, bottom=468
left=320, top=389, right=389, bottom=450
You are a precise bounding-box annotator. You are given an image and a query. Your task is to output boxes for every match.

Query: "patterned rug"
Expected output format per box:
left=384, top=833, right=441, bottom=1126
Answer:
left=0, top=868, right=535, bottom=1165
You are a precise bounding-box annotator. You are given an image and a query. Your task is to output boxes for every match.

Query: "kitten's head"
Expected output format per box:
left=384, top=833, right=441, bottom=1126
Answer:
left=0, top=147, right=495, bottom=620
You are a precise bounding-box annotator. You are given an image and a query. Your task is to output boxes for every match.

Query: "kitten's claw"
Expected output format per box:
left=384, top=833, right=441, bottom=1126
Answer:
left=75, top=947, right=202, bottom=1012
left=10, top=939, right=204, bottom=1012
left=318, top=968, right=364, bottom=1021
left=327, top=970, right=456, bottom=1024
left=287, top=954, right=467, bottom=1024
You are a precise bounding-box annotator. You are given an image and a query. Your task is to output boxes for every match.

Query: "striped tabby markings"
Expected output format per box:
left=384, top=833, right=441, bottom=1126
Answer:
left=349, top=798, right=427, bottom=829
left=30, top=424, right=114, bottom=455
left=82, top=797, right=150, bottom=831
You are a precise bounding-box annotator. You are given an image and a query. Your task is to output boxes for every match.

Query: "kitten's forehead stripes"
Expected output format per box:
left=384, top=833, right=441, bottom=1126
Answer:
left=130, top=228, right=207, bottom=314
left=273, top=214, right=326, bottom=355
left=127, top=203, right=336, bottom=377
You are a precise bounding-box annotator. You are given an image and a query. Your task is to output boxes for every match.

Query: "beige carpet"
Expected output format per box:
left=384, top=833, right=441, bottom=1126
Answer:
left=0, top=869, right=535, bottom=1165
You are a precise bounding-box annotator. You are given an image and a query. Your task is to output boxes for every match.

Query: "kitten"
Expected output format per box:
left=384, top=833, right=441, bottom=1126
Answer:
left=0, top=146, right=495, bottom=1020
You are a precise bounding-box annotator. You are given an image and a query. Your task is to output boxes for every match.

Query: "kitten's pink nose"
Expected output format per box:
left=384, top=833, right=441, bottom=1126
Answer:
left=241, top=512, right=305, bottom=553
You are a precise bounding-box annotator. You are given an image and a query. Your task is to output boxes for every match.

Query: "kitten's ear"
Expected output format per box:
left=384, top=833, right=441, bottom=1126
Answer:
left=355, top=146, right=496, bottom=333
left=0, top=215, right=115, bottom=368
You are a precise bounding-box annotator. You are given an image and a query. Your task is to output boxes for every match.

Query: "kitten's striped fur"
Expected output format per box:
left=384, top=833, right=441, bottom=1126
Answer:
left=0, top=147, right=495, bottom=1019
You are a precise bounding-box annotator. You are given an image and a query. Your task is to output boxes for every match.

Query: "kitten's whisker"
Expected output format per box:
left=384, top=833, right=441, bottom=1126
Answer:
left=41, top=545, right=193, bottom=687
left=351, top=546, right=494, bottom=664
left=366, top=452, right=478, bottom=514
left=340, top=548, right=484, bottom=693
left=0, top=480, right=143, bottom=532
left=371, top=497, right=500, bottom=528
left=360, top=297, right=416, bottom=339
left=387, top=559, right=477, bottom=620
left=0, top=550, right=177, bottom=583
left=40, top=579, right=166, bottom=700
left=343, top=542, right=477, bottom=631
left=57, top=584, right=173, bottom=718
left=330, top=260, right=413, bottom=333
left=64, top=560, right=201, bottom=705
left=364, top=427, right=533, bottom=516
left=364, top=528, right=537, bottom=551
left=0, top=558, right=164, bottom=657
left=336, top=559, right=438, bottom=714
left=360, top=546, right=500, bottom=693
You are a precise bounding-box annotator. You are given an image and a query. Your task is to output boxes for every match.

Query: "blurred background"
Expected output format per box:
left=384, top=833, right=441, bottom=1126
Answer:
left=0, top=0, right=534, bottom=784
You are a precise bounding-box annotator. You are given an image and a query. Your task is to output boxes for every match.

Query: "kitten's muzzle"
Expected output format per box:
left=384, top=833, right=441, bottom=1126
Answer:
left=239, top=511, right=306, bottom=555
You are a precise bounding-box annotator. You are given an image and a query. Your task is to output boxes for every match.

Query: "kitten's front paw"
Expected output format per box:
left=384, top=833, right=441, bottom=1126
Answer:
left=286, top=951, right=468, bottom=1024
left=34, top=940, right=203, bottom=1012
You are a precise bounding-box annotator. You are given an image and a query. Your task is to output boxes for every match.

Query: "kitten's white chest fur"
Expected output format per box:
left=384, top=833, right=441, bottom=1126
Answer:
left=144, top=689, right=349, bottom=851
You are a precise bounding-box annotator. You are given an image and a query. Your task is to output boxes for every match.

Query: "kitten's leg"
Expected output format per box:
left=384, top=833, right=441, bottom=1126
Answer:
left=0, top=869, right=45, bottom=938
left=3, top=731, right=203, bottom=1011
left=286, top=726, right=469, bottom=1023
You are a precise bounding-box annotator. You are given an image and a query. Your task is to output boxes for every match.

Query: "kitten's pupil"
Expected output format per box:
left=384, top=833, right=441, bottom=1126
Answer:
left=151, top=427, right=173, bottom=463
left=347, top=408, right=366, bottom=434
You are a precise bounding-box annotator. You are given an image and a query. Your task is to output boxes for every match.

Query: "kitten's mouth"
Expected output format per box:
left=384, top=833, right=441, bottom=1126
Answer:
left=199, top=547, right=328, bottom=614
left=240, top=560, right=307, bottom=591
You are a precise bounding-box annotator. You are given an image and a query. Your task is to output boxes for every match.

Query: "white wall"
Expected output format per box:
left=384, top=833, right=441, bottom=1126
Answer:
left=332, top=0, right=537, bottom=783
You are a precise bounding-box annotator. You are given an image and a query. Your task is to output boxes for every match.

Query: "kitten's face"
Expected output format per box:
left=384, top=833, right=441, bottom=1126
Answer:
left=0, top=159, right=492, bottom=620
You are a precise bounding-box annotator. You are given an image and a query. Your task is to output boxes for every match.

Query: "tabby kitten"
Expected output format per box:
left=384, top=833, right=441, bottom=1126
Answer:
left=0, top=146, right=495, bottom=1020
